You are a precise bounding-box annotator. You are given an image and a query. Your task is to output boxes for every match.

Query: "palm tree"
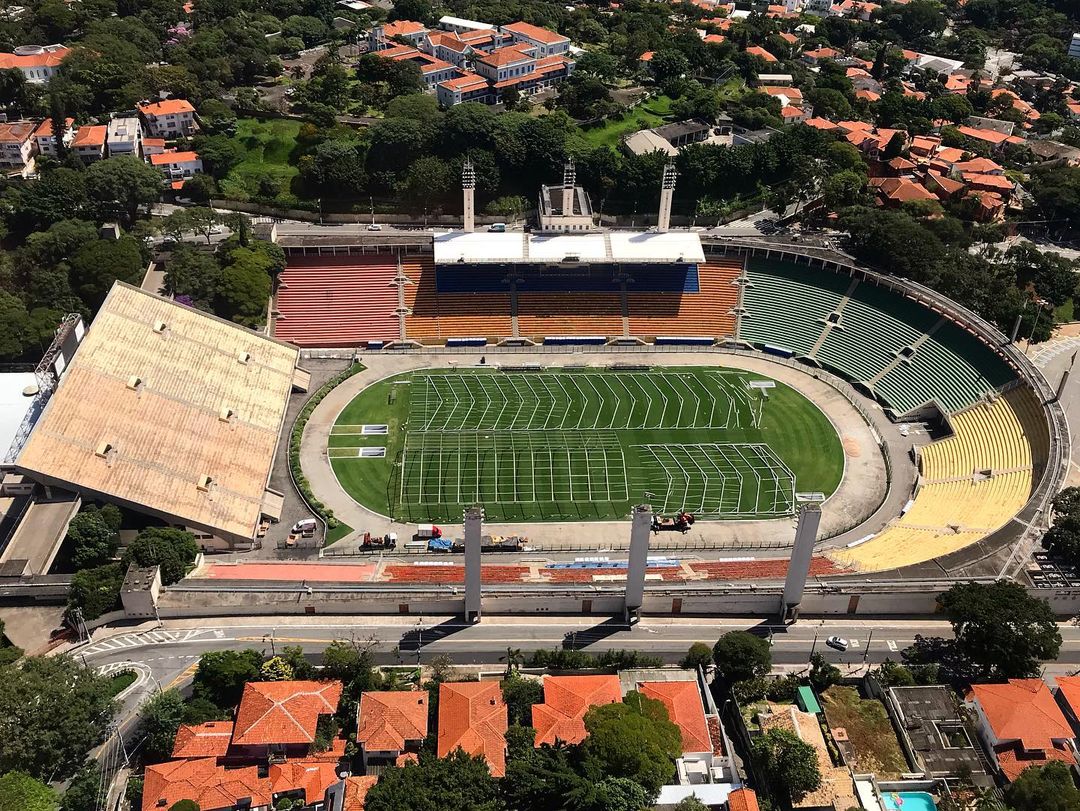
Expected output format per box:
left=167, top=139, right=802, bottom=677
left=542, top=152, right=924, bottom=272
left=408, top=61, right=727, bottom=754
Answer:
left=500, top=647, right=524, bottom=677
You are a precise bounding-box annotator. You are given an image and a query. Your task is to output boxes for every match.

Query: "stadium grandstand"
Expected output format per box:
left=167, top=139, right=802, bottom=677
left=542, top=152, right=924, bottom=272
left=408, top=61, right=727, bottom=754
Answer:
left=11, top=282, right=311, bottom=550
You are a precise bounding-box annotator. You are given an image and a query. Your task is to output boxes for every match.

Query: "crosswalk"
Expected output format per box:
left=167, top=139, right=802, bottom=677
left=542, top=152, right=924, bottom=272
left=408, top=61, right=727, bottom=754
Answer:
left=82, top=628, right=223, bottom=656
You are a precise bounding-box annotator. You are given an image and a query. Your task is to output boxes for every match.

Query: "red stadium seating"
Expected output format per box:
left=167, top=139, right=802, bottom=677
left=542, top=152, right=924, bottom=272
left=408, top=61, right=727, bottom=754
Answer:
left=517, top=293, right=624, bottom=338
left=627, top=259, right=742, bottom=339
left=403, top=256, right=514, bottom=341
left=274, top=254, right=400, bottom=346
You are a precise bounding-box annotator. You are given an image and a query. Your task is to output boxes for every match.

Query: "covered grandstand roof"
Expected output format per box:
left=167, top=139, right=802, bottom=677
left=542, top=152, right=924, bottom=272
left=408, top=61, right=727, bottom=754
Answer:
left=433, top=231, right=705, bottom=265
left=15, top=282, right=303, bottom=544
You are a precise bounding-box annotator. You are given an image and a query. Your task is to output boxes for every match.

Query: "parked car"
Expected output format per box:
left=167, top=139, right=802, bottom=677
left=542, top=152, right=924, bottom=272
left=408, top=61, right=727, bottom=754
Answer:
left=825, top=635, right=849, bottom=652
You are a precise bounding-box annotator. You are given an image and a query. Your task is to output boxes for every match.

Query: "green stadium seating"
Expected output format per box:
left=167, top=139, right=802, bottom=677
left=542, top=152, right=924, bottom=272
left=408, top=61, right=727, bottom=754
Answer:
left=741, top=259, right=849, bottom=354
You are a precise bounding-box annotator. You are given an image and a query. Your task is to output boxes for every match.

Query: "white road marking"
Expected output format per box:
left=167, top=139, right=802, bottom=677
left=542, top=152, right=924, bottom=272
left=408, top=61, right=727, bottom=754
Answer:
left=887, top=640, right=898, bottom=651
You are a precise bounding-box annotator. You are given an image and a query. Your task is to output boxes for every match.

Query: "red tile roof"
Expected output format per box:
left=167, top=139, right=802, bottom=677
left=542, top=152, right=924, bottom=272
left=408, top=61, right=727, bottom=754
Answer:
left=0, top=46, right=69, bottom=70
left=638, top=681, right=712, bottom=754
left=150, top=150, right=201, bottom=165
left=803, top=117, right=839, bottom=131
left=953, top=157, right=1002, bottom=174
left=873, top=177, right=937, bottom=202
left=438, top=681, right=509, bottom=777
left=970, top=680, right=1073, bottom=752
left=703, top=34, right=726, bottom=43
left=383, top=20, right=426, bottom=37
left=142, top=758, right=272, bottom=811
left=956, top=125, right=1010, bottom=145
left=728, top=787, right=761, bottom=811
left=343, top=775, right=378, bottom=811
left=855, top=89, right=880, bottom=102
left=994, top=742, right=1074, bottom=782
left=139, top=99, right=195, bottom=117
left=440, top=74, right=489, bottom=91
left=503, top=21, right=567, bottom=45
left=1056, top=675, right=1080, bottom=720
left=72, top=124, right=107, bottom=147
left=745, top=46, right=777, bottom=63
left=232, top=681, right=343, bottom=746
left=172, top=721, right=235, bottom=759
left=33, top=117, right=72, bottom=138
left=357, top=690, right=428, bottom=751
left=269, top=760, right=339, bottom=804
left=0, top=121, right=36, bottom=143
left=532, top=675, right=621, bottom=746
left=778, top=32, right=798, bottom=44
left=803, top=46, right=840, bottom=60
left=478, top=44, right=534, bottom=67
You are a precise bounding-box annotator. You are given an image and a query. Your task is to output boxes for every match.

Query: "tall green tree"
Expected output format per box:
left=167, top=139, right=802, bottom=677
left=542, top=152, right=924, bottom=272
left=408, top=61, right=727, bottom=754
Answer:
left=67, top=563, right=124, bottom=621
left=121, top=527, right=199, bottom=585
left=0, top=290, right=32, bottom=361
left=364, top=750, right=501, bottom=811
left=85, top=156, right=164, bottom=225
left=0, top=656, right=117, bottom=782
left=752, top=728, right=822, bottom=809
left=67, top=511, right=119, bottom=570
left=580, top=692, right=681, bottom=796
left=60, top=762, right=103, bottom=811
left=712, top=631, right=771, bottom=686
left=191, top=649, right=263, bottom=710
left=0, top=771, right=58, bottom=811
left=1003, top=761, right=1080, bottom=811
left=138, top=689, right=187, bottom=763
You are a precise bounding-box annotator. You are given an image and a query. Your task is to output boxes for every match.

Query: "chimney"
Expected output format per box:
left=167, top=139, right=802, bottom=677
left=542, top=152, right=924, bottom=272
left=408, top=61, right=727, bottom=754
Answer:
left=657, top=162, right=677, bottom=233
left=462, top=159, right=476, bottom=233
left=561, top=159, right=575, bottom=220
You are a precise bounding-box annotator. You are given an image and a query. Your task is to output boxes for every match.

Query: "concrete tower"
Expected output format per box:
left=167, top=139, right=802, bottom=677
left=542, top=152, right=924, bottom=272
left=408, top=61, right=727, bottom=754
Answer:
left=463, top=506, right=483, bottom=622
left=462, top=159, right=476, bottom=233
left=781, top=495, right=824, bottom=622
left=657, top=163, right=677, bottom=233
left=624, top=504, right=653, bottom=623
left=562, top=160, right=576, bottom=218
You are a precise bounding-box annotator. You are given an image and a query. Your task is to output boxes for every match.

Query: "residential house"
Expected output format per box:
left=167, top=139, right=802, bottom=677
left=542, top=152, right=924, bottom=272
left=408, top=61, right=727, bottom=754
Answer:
left=745, top=45, right=778, bottom=63
left=802, top=46, right=841, bottom=65
left=870, top=176, right=938, bottom=206
left=967, top=679, right=1076, bottom=782
left=955, top=125, right=1024, bottom=151
left=0, top=44, right=69, bottom=83
left=71, top=125, right=107, bottom=161
left=0, top=120, right=38, bottom=169
left=368, top=20, right=428, bottom=51
left=355, top=690, right=428, bottom=768
left=532, top=674, right=621, bottom=746
left=142, top=137, right=166, bottom=157
left=107, top=116, right=142, bottom=157
left=781, top=105, right=809, bottom=123
left=884, top=686, right=993, bottom=783
left=727, top=788, right=761, bottom=811
left=437, top=681, right=509, bottom=777
left=32, top=117, right=73, bottom=157
left=138, top=99, right=198, bottom=138
left=229, top=680, right=343, bottom=761
left=150, top=150, right=203, bottom=187
left=380, top=45, right=459, bottom=90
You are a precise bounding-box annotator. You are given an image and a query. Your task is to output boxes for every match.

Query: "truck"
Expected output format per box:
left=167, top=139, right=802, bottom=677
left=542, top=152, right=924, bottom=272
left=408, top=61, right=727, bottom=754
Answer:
left=361, top=532, right=397, bottom=549
left=428, top=534, right=527, bottom=553
left=415, top=524, right=443, bottom=539
left=651, top=512, right=695, bottom=534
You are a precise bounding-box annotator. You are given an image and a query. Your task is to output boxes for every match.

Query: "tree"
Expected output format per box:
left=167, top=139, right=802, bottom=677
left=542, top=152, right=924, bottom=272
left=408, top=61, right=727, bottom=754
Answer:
left=939, top=581, right=1061, bottom=680
left=138, top=689, right=187, bottom=763
left=501, top=673, right=544, bottom=727
left=0, top=772, right=58, bottom=811
left=17, top=168, right=89, bottom=229
left=752, top=728, right=822, bottom=808
left=580, top=693, right=681, bottom=796
left=672, top=798, right=709, bottom=811
left=1053, top=487, right=1080, bottom=518
left=680, top=642, right=712, bottom=671
left=163, top=244, right=223, bottom=308
left=67, top=564, right=123, bottom=621
left=0, top=656, right=117, bottom=782
left=567, top=777, right=651, bottom=811
left=121, top=528, right=199, bottom=585
left=215, top=247, right=273, bottom=326
left=169, top=801, right=201, bottom=811
left=85, top=156, right=164, bottom=225
left=1003, top=761, right=1080, bottom=811
left=872, top=659, right=916, bottom=688
left=60, top=762, right=103, bottom=811
left=191, top=134, right=245, bottom=179
left=712, top=631, right=771, bottom=686
left=0, top=290, right=32, bottom=361
left=67, top=511, right=118, bottom=570
left=1043, top=514, right=1080, bottom=565
left=648, top=50, right=689, bottom=82
left=191, top=649, right=263, bottom=710
left=364, top=750, right=501, bottom=811
left=808, top=653, right=841, bottom=691
left=185, top=207, right=222, bottom=244
left=260, top=656, right=295, bottom=681
left=69, top=236, right=144, bottom=309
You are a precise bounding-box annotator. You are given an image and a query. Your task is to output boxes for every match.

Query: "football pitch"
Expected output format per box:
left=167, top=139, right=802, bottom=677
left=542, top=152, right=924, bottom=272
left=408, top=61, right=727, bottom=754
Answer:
left=329, top=367, right=844, bottom=523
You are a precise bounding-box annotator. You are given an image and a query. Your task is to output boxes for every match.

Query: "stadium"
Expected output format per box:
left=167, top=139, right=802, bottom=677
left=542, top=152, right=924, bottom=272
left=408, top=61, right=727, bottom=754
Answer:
left=0, top=162, right=1068, bottom=599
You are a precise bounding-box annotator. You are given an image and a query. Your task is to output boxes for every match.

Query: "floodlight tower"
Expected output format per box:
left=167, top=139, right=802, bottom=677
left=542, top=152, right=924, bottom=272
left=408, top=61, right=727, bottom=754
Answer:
left=562, top=159, right=576, bottom=219
left=464, top=506, right=483, bottom=622
left=781, top=493, right=825, bottom=623
left=624, top=504, right=653, bottom=624
left=657, top=162, right=677, bottom=233
left=462, top=160, right=476, bottom=233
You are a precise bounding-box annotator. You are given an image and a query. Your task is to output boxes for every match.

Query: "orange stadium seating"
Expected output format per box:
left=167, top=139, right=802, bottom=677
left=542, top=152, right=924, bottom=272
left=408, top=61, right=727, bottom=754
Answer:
left=274, top=254, right=400, bottom=346
left=627, top=259, right=742, bottom=338
left=516, top=292, right=623, bottom=337
left=403, top=256, right=513, bottom=341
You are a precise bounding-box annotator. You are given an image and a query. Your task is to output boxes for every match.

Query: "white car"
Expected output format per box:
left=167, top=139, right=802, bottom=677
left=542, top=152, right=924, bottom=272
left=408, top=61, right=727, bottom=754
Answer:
left=367, top=223, right=382, bottom=231
left=825, top=635, right=849, bottom=652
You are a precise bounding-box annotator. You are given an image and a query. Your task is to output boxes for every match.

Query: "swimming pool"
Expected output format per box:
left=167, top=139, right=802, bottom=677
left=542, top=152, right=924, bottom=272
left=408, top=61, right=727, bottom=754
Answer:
left=882, top=792, right=937, bottom=811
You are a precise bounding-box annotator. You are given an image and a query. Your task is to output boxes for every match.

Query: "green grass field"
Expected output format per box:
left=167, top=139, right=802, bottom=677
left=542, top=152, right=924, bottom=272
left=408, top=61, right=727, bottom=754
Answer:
left=579, top=96, right=675, bottom=148
left=218, top=117, right=303, bottom=202
left=329, top=367, right=844, bottom=523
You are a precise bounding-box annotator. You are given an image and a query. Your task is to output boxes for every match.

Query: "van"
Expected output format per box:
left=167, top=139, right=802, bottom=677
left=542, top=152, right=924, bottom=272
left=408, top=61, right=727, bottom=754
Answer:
left=488, top=222, right=506, bottom=232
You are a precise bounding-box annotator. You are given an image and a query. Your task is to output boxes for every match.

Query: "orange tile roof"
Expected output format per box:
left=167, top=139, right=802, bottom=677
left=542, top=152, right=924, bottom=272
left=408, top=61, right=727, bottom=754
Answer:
left=874, top=177, right=937, bottom=202
left=639, top=51, right=654, bottom=61
left=142, top=758, right=272, bottom=811
left=995, top=742, right=1074, bottom=782
left=1056, top=675, right=1080, bottom=719
left=804, top=46, right=840, bottom=60
left=971, top=680, right=1073, bottom=753
left=962, top=172, right=1013, bottom=191
left=72, top=124, right=106, bottom=147
left=0, top=46, right=69, bottom=70
left=438, top=682, right=509, bottom=777
left=139, top=99, right=195, bottom=116
left=269, top=760, right=339, bottom=804
left=0, top=121, right=36, bottom=143
left=142, top=137, right=166, bottom=148
left=383, top=20, right=426, bottom=37
left=478, top=45, right=534, bottom=67
left=395, top=751, right=419, bottom=766
left=763, top=85, right=802, bottom=102
left=703, top=34, right=726, bottom=43
left=728, top=788, right=761, bottom=811
left=232, top=681, right=343, bottom=746
left=172, top=721, right=235, bottom=758
left=150, top=150, right=200, bottom=165
left=532, top=675, right=621, bottom=746
left=934, top=146, right=967, bottom=164
left=778, top=32, right=798, bottom=44
left=927, top=172, right=965, bottom=195
left=33, top=117, right=73, bottom=138
left=745, top=46, right=777, bottom=63
left=357, top=690, right=428, bottom=751
left=803, top=117, right=839, bottom=131
left=855, top=89, right=880, bottom=102
left=781, top=105, right=804, bottom=118
left=343, top=775, right=378, bottom=811
left=957, top=125, right=1009, bottom=144
left=503, top=21, right=567, bottom=45
left=638, top=681, right=712, bottom=754
left=440, top=74, right=488, bottom=91
left=953, top=157, right=1002, bottom=173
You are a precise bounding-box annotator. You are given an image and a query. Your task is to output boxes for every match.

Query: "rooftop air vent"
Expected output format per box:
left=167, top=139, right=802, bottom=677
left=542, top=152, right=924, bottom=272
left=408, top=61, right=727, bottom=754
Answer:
left=237, top=351, right=250, bottom=365
left=197, top=474, right=214, bottom=492
left=219, top=406, right=235, bottom=423
left=94, top=441, right=113, bottom=458
left=152, top=320, right=168, bottom=334
left=126, top=375, right=143, bottom=391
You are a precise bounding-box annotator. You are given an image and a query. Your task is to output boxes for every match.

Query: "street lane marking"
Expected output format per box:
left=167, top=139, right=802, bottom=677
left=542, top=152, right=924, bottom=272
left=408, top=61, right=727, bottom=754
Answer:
left=887, top=640, right=897, bottom=651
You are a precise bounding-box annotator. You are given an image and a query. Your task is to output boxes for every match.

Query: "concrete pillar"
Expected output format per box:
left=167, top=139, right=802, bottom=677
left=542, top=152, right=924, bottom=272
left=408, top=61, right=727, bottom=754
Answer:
left=1010, top=310, right=1023, bottom=344
left=657, top=163, right=676, bottom=233
left=1058, top=352, right=1077, bottom=401
left=462, top=160, right=476, bottom=233
left=624, top=504, right=652, bottom=623
left=781, top=498, right=823, bottom=622
left=561, top=160, right=576, bottom=218
left=464, top=506, right=483, bottom=622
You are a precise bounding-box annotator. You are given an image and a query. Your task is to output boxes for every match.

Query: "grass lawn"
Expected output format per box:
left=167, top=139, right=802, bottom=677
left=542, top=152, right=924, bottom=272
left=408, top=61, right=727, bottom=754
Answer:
left=107, top=670, right=137, bottom=697
left=329, top=367, right=843, bottom=523
left=579, top=95, right=676, bottom=149
left=324, top=522, right=354, bottom=545
left=1056, top=297, right=1075, bottom=323
left=820, top=686, right=908, bottom=778
left=218, top=117, right=303, bottom=202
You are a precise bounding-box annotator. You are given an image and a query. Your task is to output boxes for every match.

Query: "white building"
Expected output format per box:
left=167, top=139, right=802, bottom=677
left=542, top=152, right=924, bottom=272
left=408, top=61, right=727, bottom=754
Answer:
left=149, top=150, right=203, bottom=184
left=0, top=120, right=37, bottom=168
left=107, top=116, right=142, bottom=157
left=438, top=15, right=493, bottom=33
left=502, top=21, right=570, bottom=57
left=0, top=44, right=69, bottom=83
left=138, top=99, right=198, bottom=138
left=1069, top=33, right=1080, bottom=60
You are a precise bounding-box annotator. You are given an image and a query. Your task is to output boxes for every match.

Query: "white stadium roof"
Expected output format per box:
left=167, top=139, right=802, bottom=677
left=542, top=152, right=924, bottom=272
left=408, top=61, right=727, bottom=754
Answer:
left=433, top=230, right=705, bottom=265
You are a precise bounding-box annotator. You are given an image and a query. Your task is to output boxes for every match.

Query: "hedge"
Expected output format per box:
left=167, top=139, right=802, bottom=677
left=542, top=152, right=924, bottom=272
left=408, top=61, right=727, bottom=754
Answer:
left=289, top=363, right=365, bottom=530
